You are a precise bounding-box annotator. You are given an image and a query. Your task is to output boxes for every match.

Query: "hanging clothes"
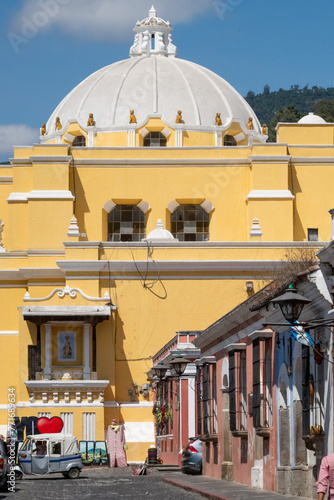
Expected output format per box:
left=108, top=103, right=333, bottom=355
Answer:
left=106, top=422, right=127, bottom=467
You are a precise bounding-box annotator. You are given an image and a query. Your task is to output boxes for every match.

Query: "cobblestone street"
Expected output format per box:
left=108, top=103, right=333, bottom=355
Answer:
left=1, top=467, right=203, bottom=500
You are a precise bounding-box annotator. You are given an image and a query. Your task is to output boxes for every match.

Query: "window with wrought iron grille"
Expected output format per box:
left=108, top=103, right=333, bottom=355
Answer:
left=196, top=362, right=217, bottom=436
left=143, top=131, right=167, bottom=147
left=72, top=135, right=86, bottom=147
left=229, top=349, right=247, bottom=431
left=252, top=337, right=273, bottom=429
left=108, top=205, right=146, bottom=242
left=171, top=204, right=209, bottom=242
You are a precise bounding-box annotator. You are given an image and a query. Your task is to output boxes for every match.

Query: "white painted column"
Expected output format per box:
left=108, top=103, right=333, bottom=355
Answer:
left=88, top=130, right=96, bottom=147
left=188, top=377, right=196, bottom=439
left=215, top=131, right=223, bottom=146
left=175, top=130, right=183, bottom=147
left=44, top=324, right=52, bottom=380
left=128, top=129, right=136, bottom=147
left=83, top=324, right=91, bottom=380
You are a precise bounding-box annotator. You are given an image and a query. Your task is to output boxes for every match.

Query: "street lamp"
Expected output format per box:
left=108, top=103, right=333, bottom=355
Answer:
left=151, top=361, right=169, bottom=380
left=270, top=285, right=312, bottom=324
left=168, top=356, right=191, bottom=377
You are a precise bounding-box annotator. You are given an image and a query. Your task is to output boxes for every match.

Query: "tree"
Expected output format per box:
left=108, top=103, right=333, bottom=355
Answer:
left=246, top=90, right=255, bottom=99
left=311, top=99, right=334, bottom=123
left=268, top=105, right=302, bottom=142
left=263, top=85, right=270, bottom=95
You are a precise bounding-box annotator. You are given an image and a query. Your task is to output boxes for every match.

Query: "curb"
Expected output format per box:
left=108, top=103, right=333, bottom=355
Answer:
left=163, top=478, right=231, bottom=500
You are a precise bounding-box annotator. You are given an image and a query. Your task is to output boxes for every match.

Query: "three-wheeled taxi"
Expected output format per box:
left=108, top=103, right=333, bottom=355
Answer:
left=18, top=433, right=82, bottom=478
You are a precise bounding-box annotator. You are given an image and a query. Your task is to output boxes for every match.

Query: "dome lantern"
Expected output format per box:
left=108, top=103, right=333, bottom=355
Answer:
left=130, top=6, right=177, bottom=58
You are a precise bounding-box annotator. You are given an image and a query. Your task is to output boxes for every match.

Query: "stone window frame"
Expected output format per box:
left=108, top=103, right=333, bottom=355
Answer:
left=228, top=344, right=247, bottom=433
left=195, top=357, right=217, bottom=439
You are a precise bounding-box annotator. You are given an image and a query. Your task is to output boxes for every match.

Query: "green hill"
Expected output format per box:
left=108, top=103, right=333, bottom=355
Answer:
left=245, top=85, right=334, bottom=141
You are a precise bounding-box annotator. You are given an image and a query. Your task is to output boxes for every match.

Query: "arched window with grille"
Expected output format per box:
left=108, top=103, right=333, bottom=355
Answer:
left=171, top=204, right=209, bottom=241
left=72, top=135, right=86, bottom=147
left=143, top=132, right=167, bottom=147
left=224, top=135, right=237, bottom=146
left=108, top=205, right=146, bottom=242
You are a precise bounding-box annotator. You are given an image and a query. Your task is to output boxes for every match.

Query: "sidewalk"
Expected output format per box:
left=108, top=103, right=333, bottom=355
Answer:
left=163, top=474, right=312, bottom=500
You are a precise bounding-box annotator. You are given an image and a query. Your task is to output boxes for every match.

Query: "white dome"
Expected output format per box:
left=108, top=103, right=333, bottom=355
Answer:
left=143, top=219, right=176, bottom=242
left=298, top=112, right=326, bottom=124
left=46, top=57, right=261, bottom=133
left=46, top=8, right=261, bottom=135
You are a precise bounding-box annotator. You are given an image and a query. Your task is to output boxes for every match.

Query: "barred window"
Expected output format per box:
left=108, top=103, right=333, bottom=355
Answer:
left=108, top=205, right=145, bottom=242
left=72, top=135, right=86, bottom=147
left=143, top=132, right=167, bottom=147
left=171, top=204, right=209, bottom=242
left=224, top=135, right=237, bottom=146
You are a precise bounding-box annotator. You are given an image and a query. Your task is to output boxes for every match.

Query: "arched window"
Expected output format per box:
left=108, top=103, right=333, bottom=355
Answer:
left=171, top=204, right=209, bottom=241
left=72, top=136, right=86, bottom=147
left=143, top=132, right=167, bottom=147
left=108, top=205, right=145, bottom=242
left=224, top=135, right=237, bottom=146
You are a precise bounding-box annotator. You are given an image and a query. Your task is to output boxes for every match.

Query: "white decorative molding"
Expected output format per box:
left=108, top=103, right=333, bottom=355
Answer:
left=64, top=133, right=76, bottom=143
left=175, top=129, right=183, bottom=147
left=167, top=200, right=180, bottom=213
left=140, top=127, right=149, bottom=137
left=0, top=331, right=19, bottom=336
left=161, top=127, right=171, bottom=137
left=103, top=200, right=116, bottom=213
left=7, top=191, right=74, bottom=202
left=137, top=200, right=150, bottom=213
left=246, top=190, right=295, bottom=200
left=0, top=177, right=13, bottom=184
left=201, top=200, right=214, bottom=213
left=128, top=129, right=136, bottom=147
left=250, top=217, right=262, bottom=237
left=67, top=215, right=80, bottom=238
left=215, top=131, right=223, bottom=146
left=142, top=219, right=176, bottom=242
left=234, top=132, right=245, bottom=143
left=23, top=285, right=110, bottom=302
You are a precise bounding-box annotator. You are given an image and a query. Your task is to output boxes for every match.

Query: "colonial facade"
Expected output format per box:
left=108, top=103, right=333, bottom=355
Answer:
left=0, top=7, right=334, bottom=463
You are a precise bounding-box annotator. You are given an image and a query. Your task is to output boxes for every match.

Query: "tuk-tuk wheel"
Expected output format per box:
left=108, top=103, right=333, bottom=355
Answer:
left=68, top=468, right=80, bottom=479
left=15, top=470, right=23, bottom=480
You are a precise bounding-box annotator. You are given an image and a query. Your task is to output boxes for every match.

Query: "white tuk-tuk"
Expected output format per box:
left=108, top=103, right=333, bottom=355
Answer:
left=18, top=433, right=83, bottom=478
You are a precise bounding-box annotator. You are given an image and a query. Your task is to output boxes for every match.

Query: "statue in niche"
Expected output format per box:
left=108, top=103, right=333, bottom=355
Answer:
left=262, top=123, right=268, bottom=135
left=87, top=113, right=95, bottom=127
left=41, top=124, right=47, bottom=136
left=129, top=110, right=137, bottom=124
left=215, top=113, right=222, bottom=126
left=0, top=220, right=5, bottom=252
left=248, top=117, right=254, bottom=130
left=176, top=110, right=183, bottom=124
left=62, top=336, right=72, bottom=359
left=55, top=117, right=62, bottom=131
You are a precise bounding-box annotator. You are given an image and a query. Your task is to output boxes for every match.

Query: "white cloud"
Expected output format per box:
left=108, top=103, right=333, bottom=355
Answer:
left=9, top=0, right=213, bottom=43
left=0, top=125, right=40, bottom=158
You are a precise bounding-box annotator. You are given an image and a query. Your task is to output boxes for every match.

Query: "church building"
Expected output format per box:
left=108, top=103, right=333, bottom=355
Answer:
left=0, top=7, right=332, bottom=463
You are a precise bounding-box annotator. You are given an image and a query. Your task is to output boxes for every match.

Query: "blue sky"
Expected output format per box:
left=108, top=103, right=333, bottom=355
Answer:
left=1, top=0, right=334, bottom=160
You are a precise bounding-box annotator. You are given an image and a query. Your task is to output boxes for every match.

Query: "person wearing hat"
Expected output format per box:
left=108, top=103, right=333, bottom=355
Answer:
left=106, top=419, right=127, bottom=467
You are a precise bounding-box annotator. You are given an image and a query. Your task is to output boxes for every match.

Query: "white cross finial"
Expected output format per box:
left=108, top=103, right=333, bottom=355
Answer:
left=149, top=5, right=157, bottom=17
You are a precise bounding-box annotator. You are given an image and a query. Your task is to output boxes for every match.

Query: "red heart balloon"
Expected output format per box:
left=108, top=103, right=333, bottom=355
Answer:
left=37, top=417, right=64, bottom=434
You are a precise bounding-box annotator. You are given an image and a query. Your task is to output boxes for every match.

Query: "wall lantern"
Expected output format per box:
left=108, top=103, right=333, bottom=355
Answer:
left=270, top=284, right=312, bottom=324
left=168, top=356, right=191, bottom=377
left=151, top=361, right=169, bottom=380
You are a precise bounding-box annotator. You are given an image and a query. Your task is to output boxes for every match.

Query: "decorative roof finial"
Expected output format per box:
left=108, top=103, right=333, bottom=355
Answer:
left=149, top=5, right=157, bottom=17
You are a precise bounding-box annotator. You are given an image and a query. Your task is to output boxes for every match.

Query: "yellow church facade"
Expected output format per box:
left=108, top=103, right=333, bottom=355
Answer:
left=0, top=8, right=332, bottom=461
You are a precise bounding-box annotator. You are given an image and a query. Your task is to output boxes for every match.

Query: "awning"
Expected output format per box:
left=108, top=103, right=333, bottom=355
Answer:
left=21, top=305, right=112, bottom=324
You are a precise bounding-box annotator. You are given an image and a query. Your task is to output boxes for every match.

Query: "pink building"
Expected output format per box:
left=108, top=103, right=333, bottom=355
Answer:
left=150, top=331, right=200, bottom=467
